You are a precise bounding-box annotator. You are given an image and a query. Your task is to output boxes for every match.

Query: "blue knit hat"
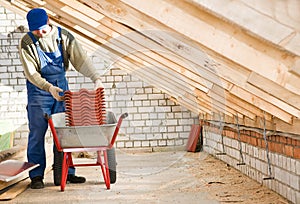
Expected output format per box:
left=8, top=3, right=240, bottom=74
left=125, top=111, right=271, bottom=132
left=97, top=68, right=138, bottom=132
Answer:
left=26, top=8, right=48, bottom=31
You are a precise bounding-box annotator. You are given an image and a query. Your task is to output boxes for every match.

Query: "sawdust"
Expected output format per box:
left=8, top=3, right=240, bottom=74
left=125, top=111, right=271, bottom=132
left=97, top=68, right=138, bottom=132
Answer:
left=185, top=152, right=289, bottom=204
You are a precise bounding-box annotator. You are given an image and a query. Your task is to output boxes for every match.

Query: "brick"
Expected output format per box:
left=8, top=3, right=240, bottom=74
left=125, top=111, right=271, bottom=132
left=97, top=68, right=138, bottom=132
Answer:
left=141, top=141, right=150, bottom=147
left=240, top=134, right=247, bottom=143
left=268, top=141, right=277, bottom=153
left=166, top=119, right=178, bottom=126
left=167, top=140, right=175, bottom=146
left=277, top=136, right=282, bottom=143
left=138, top=107, right=154, bottom=113
left=158, top=140, right=167, bottom=146
left=133, top=141, right=142, bottom=147
left=287, top=138, right=293, bottom=145
left=150, top=100, right=159, bottom=106
left=275, top=143, right=284, bottom=154
left=289, top=174, right=299, bottom=191
left=175, top=139, right=184, bottom=146
left=131, top=94, right=148, bottom=100
left=250, top=137, right=258, bottom=146
left=292, top=139, right=298, bottom=146
left=228, top=130, right=235, bottom=138
left=293, top=159, right=300, bottom=178
left=125, top=141, right=133, bottom=148
left=280, top=136, right=287, bottom=144
left=158, top=99, right=169, bottom=106
left=257, top=139, right=263, bottom=148
left=155, top=106, right=171, bottom=112
left=116, top=141, right=125, bottom=148
left=284, top=145, right=294, bottom=157
left=294, top=147, right=300, bottom=159
left=150, top=140, right=158, bottom=147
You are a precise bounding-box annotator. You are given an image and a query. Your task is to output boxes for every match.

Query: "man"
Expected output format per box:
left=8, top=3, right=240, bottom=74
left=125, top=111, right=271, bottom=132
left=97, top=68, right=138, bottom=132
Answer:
left=19, top=8, right=104, bottom=189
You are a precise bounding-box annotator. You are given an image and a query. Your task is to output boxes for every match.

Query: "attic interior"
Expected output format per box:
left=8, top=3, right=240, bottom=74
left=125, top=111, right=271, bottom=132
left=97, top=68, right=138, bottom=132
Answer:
left=1, top=0, right=300, bottom=137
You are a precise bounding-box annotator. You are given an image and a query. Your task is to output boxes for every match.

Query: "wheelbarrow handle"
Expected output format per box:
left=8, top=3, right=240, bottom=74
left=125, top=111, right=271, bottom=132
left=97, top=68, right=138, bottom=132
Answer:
left=44, top=113, right=63, bottom=151
left=121, top=112, right=129, bottom=119
left=109, top=112, right=128, bottom=148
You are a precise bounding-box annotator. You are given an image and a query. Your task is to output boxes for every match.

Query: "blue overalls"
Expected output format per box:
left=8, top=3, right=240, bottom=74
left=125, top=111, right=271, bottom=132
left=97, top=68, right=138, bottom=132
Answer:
left=26, top=27, right=75, bottom=179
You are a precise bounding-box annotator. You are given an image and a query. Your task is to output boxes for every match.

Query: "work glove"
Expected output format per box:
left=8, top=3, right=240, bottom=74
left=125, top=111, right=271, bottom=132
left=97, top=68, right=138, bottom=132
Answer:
left=49, top=85, right=64, bottom=101
left=94, top=79, right=104, bottom=90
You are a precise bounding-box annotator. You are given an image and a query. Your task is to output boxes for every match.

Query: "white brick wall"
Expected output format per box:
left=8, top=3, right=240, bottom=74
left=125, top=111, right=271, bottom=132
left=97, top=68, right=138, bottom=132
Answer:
left=203, top=126, right=300, bottom=204
left=0, top=6, right=199, bottom=150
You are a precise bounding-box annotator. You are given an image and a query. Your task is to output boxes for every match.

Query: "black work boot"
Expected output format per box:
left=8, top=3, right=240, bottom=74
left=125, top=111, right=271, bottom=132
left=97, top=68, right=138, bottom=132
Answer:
left=67, top=175, right=86, bottom=184
left=30, top=176, right=44, bottom=189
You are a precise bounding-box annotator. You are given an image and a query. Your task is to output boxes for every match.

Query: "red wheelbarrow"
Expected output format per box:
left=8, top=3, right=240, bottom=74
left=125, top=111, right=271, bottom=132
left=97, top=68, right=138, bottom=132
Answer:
left=46, top=88, right=128, bottom=191
left=47, top=110, right=128, bottom=191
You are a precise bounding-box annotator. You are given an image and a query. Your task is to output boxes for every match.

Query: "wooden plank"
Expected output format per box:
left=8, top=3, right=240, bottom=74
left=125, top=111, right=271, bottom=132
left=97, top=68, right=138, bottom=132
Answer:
left=60, top=0, right=105, bottom=21
left=43, top=0, right=213, bottom=97
left=98, top=18, right=213, bottom=92
left=176, top=97, right=207, bottom=115
left=289, top=57, right=300, bottom=77
left=274, top=118, right=300, bottom=136
left=84, top=0, right=253, bottom=91
left=206, top=89, right=257, bottom=120
left=0, top=178, right=29, bottom=201
left=247, top=72, right=300, bottom=112
left=89, top=1, right=276, bottom=122
left=210, top=84, right=274, bottom=121
left=9, top=0, right=300, bottom=127
left=189, top=0, right=295, bottom=47
left=230, top=85, right=293, bottom=124
left=121, top=0, right=300, bottom=94
left=184, top=92, right=218, bottom=114
left=74, top=0, right=298, bottom=124
left=0, top=174, right=27, bottom=192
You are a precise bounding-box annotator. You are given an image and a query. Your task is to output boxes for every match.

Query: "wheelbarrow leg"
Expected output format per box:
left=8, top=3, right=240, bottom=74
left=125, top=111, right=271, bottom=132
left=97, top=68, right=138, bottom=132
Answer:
left=97, top=150, right=110, bottom=189
left=103, top=150, right=111, bottom=189
left=60, top=152, right=69, bottom=191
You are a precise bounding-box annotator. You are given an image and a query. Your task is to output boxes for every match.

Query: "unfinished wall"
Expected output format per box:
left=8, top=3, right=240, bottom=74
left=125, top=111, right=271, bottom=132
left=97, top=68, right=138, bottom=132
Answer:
left=0, top=6, right=198, bottom=149
left=202, top=121, right=300, bottom=203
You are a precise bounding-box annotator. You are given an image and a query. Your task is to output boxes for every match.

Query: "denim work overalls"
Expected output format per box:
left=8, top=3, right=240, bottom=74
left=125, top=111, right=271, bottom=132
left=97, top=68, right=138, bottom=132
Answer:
left=26, top=27, right=75, bottom=179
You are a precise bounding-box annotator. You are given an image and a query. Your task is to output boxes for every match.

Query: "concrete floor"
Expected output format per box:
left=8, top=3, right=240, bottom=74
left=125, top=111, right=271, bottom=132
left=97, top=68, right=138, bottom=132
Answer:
left=4, top=149, right=218, bottom=204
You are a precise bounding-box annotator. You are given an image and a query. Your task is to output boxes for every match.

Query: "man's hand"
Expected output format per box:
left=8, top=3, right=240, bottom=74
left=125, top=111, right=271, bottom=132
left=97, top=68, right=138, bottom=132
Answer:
left=94, top=79, right=104, bottom=90
left=49, top=85, right=64, bottom=101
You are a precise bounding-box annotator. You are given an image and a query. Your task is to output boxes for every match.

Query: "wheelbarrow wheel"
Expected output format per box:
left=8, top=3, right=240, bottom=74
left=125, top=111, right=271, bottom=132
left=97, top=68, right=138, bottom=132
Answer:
left=53, top=146, right=63, bottom=186
left=107, top=147, right=117, bottom=184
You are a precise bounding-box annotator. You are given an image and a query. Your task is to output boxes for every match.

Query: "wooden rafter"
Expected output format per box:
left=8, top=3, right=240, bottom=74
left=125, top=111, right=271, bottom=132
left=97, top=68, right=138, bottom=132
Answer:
left=2, top=0, right=300, bottom=134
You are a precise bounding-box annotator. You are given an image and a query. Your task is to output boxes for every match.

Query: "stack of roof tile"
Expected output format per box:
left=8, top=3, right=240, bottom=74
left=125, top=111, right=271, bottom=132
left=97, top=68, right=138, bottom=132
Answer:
left=64, top=88, right=106, bottom=126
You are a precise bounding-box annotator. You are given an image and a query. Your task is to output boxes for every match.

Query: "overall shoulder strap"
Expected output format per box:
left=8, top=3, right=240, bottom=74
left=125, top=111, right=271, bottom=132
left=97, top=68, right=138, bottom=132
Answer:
left=57, top=27, right=62, bottom=44
left=27, top=32, right=54, bottom=69
left=57, top=26, right=69, bottom=70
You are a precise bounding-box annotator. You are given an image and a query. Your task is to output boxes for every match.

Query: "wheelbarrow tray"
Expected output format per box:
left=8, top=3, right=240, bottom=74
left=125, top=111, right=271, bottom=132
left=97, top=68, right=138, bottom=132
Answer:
left=51, top=111, right=117, bottom=148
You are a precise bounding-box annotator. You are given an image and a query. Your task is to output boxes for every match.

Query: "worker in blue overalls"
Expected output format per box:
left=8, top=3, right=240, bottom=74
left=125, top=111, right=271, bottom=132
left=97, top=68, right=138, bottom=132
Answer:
left=19, top=8, right=104, bottom=189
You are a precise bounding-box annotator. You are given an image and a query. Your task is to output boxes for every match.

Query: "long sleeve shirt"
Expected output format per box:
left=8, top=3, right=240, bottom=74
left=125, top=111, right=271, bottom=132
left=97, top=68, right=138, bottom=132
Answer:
left=19, top=25, right=101, bottom=92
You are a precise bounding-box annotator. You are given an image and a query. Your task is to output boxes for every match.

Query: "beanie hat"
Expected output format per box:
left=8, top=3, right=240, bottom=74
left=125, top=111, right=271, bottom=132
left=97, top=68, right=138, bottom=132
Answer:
left=26, top=8, right=48, bottom=31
